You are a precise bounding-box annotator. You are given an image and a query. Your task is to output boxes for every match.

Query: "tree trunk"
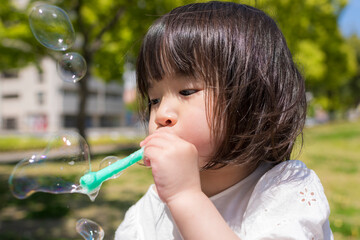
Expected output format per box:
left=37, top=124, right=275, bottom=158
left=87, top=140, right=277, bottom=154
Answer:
left=77, top=73, right=89, bottom=141
left=327, top=90, right=336, bottom=121
left=74, top=0, right=123, bottom=142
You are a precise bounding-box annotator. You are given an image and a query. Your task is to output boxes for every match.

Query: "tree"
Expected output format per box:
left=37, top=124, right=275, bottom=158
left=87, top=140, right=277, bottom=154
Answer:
left=44, top=0, right=193, bottom=140
left=250, top=0, right=357, bottom=117
left=342, top=35, right=360, bottom=108
left=2, top=0, right=358, bottom=134
left=1, top=0, right=189, bottom=140
left=0, top=0, right=47, bottom=72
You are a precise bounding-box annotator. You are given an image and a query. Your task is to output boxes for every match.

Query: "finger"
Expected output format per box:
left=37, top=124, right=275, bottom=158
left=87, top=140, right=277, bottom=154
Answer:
left=143, top=156, right=151, bottom=167
left=140, top=131, right=177, bottom=147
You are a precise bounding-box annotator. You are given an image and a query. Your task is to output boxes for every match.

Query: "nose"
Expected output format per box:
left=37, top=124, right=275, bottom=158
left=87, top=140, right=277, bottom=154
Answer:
left=154, top=98, right=178, bottom=128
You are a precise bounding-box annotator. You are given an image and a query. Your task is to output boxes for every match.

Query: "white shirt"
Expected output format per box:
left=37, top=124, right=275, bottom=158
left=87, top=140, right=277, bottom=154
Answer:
left=115, top=160, right=333, bottom=240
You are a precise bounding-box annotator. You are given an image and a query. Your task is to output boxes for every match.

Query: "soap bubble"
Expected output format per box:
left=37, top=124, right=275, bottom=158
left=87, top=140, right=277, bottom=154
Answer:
left=57, top=52, right=87, bottom=83
left=8, top=131, right=99, bottom=201
left=76, top=218, right=104, bottom=240
left=99, top=156, right=124, bottom=179
left=29, top=4, right=75, bottom=51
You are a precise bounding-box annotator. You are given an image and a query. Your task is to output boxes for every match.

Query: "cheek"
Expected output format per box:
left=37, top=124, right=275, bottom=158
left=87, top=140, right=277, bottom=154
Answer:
left=148, top=114, right=156, bottom=135
left=180, top=108, right=213, bottom=158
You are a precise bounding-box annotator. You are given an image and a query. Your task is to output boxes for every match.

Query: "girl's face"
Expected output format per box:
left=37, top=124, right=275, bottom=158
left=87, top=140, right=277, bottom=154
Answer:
left=147, top=74, right=214, bottom=166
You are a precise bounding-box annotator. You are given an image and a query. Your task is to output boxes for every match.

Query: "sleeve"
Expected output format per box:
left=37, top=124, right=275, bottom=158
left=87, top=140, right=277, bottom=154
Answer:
left=114, top=204, right=139, bottom=240
left=239, top=160, right=333, bottom=240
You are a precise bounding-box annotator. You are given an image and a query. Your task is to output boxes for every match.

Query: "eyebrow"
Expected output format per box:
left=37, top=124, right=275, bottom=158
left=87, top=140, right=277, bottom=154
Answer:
left=146, top=81, right=159, bottom=95
left=146, top=74, right=202, bottom=92
left=147, top=80, right=156, bottom=91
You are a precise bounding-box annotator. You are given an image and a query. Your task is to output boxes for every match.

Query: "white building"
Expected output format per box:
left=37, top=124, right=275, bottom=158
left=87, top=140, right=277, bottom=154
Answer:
left=0, top=58, right=127, bottom=133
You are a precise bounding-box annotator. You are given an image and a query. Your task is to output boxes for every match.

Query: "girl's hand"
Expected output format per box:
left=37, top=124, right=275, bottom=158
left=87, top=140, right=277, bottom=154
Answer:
left=140, top=130, right=202, bottom=204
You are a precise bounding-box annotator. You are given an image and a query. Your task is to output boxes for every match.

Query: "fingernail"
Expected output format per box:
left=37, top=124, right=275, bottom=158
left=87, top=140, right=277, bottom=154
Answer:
left=143, top=156, right=151, bottom=167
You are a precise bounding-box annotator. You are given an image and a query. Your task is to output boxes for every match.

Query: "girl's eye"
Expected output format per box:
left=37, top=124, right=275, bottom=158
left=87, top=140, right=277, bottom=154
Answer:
left=179, top=89, right=198, bottom=96
left=149, top=98, right=159, bottom=106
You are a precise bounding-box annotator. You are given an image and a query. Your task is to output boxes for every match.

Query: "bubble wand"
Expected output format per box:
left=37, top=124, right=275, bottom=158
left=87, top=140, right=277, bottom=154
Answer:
left=79, top=148, right=144, bottom=193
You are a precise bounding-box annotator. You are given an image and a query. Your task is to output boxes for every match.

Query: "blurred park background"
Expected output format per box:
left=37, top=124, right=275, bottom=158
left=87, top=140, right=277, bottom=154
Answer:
left=0, top=0, right=359, bottom=239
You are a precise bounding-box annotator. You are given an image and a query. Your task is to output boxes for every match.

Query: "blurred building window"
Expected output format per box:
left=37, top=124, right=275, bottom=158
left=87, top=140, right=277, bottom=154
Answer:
left=37, top=92, right=45, bottom=105
left=63, top=89, right=77, bottom=97
left=3, top=117, right=17, bottom=130
left=100, top=115, right=120, bottom=127
left=2, top=93, right=19, bottom=99
left=63, top=115, right=77, bottom=128
left=106, top=92, right=121, bottom=100
left=1, top=70, right=19, bottom=79
left=38, top=72, right=44, bottom=83
left=63, top=115, right=93, bottom=128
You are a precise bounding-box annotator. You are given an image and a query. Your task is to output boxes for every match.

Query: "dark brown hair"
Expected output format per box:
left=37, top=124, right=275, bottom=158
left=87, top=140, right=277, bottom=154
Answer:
left=136, top=1, right=307, bottom=169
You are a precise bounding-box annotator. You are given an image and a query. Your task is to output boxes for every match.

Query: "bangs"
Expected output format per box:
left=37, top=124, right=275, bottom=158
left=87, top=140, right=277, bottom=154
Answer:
left=138, top=20, right=203, bottom=99
left=139, top=18, right=199, bottom=82
left=137, top=3, right=226, bottom=97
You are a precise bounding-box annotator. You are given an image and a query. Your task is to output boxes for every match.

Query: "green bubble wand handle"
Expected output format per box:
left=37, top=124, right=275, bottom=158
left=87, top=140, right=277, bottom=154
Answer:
left=80, top=148, right=144, bottom=193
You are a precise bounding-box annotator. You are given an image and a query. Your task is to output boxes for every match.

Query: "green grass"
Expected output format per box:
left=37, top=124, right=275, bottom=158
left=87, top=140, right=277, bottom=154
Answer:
left=0, top=136, right=48, bottom=152
left=0, top=150, right=153, bottom=240
left=0, top=135, right=143, bottom=152
left=0, top=120, right=359, bottom=239
left=300, top=120, right=360, bottom=240
left=88, top=135, right=143, bottom=146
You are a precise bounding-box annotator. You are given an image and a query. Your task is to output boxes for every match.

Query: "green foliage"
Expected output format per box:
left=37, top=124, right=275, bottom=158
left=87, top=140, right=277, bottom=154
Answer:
left=1, top=0, right=359, bottom=129
left=295, top=40, right=326, bottom=80
left=3, top=0, right=195, bottom=138
left=40, top=0, right=190, bottom=82
left=248, top=0, right=358, bottom=113
left=341, top=36, right=360, bottom=108
left=0, top=0, right=48, bottom=71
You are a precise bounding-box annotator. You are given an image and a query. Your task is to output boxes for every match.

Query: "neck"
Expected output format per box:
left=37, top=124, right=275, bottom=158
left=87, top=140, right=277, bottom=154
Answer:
left=200, top=164, right=256, bottom=197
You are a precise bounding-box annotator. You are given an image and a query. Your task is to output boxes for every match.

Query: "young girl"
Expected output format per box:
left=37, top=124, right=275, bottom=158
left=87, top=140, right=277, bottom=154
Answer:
left=115, top=1, right=333, bottom=239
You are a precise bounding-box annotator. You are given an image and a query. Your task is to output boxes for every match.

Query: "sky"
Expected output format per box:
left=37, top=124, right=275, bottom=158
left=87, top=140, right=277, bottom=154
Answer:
left=338, top=0, right=360, bottom=37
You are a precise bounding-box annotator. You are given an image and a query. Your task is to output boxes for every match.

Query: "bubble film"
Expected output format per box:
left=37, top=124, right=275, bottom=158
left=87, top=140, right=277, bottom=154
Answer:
left=57, top=52, right=87, bottom=83
left=29, top=4, right=75, bottom=51
left=76, top=218, right=105, bottom=240
left=8, top=131, right=99, bottom=201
